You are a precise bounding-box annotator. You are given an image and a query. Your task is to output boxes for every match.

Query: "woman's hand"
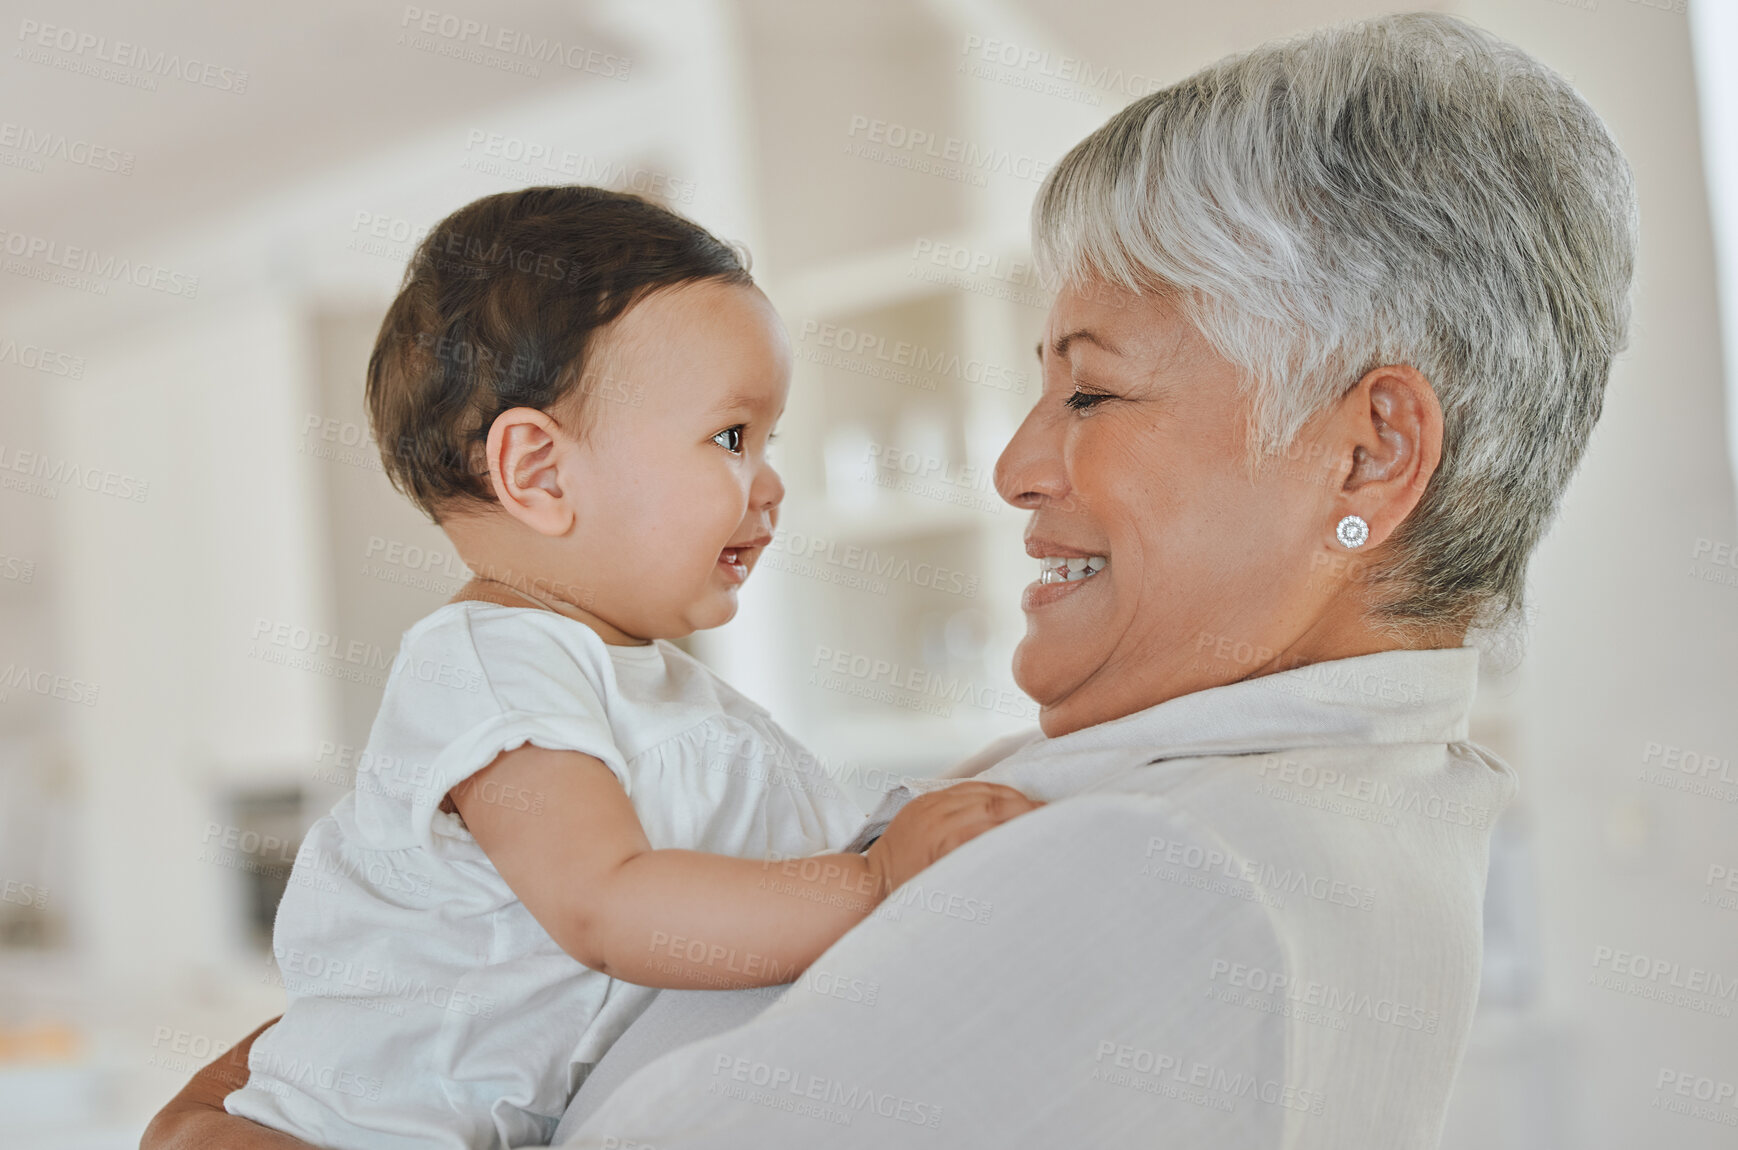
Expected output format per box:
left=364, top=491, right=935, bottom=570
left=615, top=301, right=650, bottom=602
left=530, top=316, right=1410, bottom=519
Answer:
left=864, top=782, right=1044, bottom=897
left=140, top=1016, right=324, bottom=1150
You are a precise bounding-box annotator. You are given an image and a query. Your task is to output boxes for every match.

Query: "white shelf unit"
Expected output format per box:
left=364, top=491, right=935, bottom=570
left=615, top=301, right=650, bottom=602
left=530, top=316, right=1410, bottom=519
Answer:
left=701, top=239, right=1050, bottom=807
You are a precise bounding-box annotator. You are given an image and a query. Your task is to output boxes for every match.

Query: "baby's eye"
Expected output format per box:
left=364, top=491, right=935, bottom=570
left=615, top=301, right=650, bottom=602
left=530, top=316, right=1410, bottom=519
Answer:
left=1063, top=388, right=1113, bottom=412
left=712, top=425, right=745, bottom=454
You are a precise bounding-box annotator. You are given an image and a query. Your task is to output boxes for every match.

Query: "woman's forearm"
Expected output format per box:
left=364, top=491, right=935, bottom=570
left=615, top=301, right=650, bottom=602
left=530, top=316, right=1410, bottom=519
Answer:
left=140, top=1016, right=321, bottom=1150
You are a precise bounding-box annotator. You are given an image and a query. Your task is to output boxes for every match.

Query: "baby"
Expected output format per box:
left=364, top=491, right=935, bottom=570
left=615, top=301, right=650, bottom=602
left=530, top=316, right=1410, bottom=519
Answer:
left=224, top=186, right=1041, bottom=1148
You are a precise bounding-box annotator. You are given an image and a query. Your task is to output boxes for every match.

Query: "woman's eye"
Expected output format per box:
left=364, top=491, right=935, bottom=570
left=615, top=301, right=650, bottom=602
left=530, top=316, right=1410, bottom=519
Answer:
left=712, top=425, right=745, bottom=454
left=1063, top=389, right=1112, bottom=412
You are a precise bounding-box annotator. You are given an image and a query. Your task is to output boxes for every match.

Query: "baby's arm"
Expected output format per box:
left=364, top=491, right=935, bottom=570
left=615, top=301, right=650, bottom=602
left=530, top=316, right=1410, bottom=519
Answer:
left=450, top=745, right=1040, bottom=990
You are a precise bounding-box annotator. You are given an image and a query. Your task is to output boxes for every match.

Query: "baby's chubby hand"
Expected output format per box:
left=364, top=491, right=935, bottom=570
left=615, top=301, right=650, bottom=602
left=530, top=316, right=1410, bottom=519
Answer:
left=864, top=782, right=1044, bottom=898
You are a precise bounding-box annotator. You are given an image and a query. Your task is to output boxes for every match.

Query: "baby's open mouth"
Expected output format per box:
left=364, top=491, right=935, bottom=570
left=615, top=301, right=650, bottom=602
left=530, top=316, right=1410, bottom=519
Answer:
left=719, top=537, right=770, bottom=572
left=1038, top=555, right=1109, bottom=584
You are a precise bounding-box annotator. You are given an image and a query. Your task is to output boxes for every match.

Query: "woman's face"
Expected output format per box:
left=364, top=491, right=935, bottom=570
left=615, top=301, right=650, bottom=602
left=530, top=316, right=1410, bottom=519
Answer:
left=996, top=280, right=1359, bottom=737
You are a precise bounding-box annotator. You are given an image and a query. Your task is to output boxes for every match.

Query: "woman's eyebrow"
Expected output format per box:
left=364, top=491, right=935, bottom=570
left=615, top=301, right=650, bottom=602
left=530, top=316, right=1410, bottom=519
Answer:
left=1045, top=328, right=1121, bottom=361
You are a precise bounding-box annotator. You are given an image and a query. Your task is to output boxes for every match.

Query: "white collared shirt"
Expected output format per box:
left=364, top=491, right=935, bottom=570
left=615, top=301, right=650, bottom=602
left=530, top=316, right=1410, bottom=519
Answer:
left=555, top=646, right=1515, bottom=1149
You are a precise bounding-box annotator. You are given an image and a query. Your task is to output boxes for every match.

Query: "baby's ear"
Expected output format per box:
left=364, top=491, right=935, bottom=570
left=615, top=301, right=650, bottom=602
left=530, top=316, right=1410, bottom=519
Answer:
left=484, top=407, right=576, bottom=536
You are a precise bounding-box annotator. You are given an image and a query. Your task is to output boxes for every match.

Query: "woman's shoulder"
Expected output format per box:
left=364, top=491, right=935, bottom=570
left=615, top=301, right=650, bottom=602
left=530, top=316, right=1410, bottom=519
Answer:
left=1069, top=742, right=1510, bottom=973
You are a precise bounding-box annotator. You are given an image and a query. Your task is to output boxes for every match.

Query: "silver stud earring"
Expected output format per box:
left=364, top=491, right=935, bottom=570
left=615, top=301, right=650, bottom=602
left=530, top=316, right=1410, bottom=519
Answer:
left=1335, top=515, right=1369, bottom=549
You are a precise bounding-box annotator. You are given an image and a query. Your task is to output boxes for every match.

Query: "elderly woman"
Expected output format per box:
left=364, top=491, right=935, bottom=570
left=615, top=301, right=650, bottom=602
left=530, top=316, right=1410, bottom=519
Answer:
left=147, top=11, right=1634, bottom=1149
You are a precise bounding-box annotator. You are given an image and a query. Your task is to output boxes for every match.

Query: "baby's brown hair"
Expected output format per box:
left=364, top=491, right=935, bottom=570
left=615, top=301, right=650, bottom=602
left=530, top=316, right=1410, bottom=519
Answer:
left=366, top=186, right=753, bottom=521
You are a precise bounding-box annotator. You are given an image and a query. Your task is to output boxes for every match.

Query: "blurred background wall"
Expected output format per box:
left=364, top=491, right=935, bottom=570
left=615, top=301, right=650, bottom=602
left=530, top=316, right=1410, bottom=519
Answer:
left=0, top=1, right=1733, bottom=1146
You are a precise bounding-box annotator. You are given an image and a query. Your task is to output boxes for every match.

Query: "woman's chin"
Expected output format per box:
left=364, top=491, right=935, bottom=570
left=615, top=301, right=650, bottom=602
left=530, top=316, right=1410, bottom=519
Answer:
left=1010, top=635, right=1087, bottom=715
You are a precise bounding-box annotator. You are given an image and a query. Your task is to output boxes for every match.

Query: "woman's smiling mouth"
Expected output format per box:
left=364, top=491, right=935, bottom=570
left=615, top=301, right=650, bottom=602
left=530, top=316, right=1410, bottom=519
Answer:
left=1037, top=554, right=1109, bottom=584
left=1023, top=546, right=1111, bottom=610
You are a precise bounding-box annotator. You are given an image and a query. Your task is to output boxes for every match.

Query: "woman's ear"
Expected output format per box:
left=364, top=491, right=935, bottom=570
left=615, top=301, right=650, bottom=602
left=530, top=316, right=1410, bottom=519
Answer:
left=1337, top=364, right=1444, bottom=546
left=484, top=407, right=577, bottom=537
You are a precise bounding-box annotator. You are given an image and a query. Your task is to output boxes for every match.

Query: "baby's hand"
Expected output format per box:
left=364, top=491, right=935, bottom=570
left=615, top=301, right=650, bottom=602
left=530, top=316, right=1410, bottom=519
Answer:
left=864, top=782, right=1044, bottom=898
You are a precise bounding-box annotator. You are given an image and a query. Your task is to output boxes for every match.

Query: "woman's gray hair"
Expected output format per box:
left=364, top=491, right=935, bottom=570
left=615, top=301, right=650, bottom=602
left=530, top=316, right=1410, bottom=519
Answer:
left=1033, top=11, right=1638, bottom=642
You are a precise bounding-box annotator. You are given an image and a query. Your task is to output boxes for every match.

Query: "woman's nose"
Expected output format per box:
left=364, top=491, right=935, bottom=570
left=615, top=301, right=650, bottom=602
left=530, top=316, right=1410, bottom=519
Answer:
left=994, top=403, right=1070, bottom=510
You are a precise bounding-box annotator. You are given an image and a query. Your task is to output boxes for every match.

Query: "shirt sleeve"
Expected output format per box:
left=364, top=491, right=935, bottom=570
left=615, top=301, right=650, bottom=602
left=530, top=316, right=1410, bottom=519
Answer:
left=840, top=731, right=1046, bottom=852
left=838, top=774, right=973, bottom=853
left=555, top=793, right=1296, bottom=1149
left=355, top=609, right=632, bottom=853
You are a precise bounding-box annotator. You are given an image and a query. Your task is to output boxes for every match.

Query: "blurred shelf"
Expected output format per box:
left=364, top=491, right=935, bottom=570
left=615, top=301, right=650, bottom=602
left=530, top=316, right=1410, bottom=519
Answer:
left=783, top=498, right=998, bottom=545
left=0, top=1062, right=111, bottom=1137
left=774, top=231, right=1031, bottom=320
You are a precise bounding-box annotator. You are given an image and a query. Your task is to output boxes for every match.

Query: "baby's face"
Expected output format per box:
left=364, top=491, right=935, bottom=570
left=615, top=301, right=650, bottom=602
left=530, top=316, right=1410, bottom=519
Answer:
left=558, top=280, right=791, bottom=639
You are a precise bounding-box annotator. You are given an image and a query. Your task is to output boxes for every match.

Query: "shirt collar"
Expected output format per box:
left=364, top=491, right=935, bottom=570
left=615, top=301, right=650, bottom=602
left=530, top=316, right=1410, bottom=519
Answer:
left=977, top=646, right=1481, bottom=799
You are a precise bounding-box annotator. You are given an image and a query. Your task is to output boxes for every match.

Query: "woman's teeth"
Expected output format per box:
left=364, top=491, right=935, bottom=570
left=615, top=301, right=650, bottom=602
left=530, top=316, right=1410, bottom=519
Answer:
left=1038, top=555, right=1108, bottom=584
